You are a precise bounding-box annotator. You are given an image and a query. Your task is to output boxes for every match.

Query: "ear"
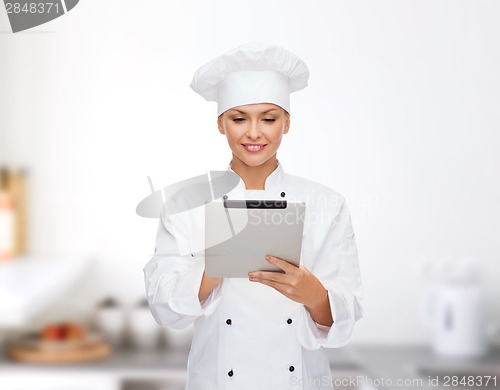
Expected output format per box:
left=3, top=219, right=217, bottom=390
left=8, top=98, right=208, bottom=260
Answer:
left=283, top=114, right=290, bottom=134
left=217, top=115, right=225, bottom=134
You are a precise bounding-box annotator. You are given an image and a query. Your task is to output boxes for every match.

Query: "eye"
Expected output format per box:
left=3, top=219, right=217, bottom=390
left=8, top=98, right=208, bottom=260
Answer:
left=263, top=119, right=276, bottom=123
left=233, top=118, right=245, bottom=122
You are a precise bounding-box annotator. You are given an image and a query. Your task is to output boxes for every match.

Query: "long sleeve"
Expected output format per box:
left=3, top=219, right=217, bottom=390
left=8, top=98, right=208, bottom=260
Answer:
left=143, top=203, right=223, bottom=330
left=296, top=196, right=364, bottom=350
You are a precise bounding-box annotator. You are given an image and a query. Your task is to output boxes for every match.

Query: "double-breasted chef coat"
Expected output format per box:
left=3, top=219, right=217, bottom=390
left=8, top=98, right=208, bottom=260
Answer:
left=143, top=159, right=364, bottom=390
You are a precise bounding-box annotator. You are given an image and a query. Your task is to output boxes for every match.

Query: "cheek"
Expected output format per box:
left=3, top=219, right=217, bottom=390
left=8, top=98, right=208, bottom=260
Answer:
left=268, top=126, right=285, bottom=142
left=223, top=126, right=241, bottom=143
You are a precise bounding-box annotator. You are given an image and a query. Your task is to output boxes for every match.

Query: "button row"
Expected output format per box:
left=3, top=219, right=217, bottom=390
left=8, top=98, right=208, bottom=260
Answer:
left=227, top=367, right=294, bottom=377
left=225, top=318, right=292, bottom=325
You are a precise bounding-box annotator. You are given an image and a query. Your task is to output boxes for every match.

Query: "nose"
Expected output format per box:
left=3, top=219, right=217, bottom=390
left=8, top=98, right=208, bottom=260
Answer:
left=246, top=119, right=261, bottom=139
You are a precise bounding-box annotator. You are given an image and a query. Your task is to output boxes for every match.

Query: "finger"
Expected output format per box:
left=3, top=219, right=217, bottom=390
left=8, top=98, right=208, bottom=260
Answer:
left=248, top=270, right=287, bottom=283
left=266, top=255, right=299, bottom=274
left=251, top=277, right=287, bottom=292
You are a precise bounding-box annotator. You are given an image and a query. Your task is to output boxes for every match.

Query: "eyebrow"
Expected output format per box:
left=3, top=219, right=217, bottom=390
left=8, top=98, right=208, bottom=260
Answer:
left=230, top=108, right=278, bottom=114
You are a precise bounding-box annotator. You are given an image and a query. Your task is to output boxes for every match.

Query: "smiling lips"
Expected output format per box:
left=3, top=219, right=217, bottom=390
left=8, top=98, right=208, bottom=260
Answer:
left=242, top=144, right=267, bottom=153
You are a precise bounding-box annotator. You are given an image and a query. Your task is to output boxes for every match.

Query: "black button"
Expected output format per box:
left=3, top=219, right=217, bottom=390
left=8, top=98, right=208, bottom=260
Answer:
left=287, top=318, right=292, bottom=324
left=223, top=195, right=228, bottom=200
left=281, top=192, right=286, bottom=198
left=289, top=366, right=295, bottom=372
left=226, top=319, right=232, bottom=325
left=228, top=369, right=233, bottom=377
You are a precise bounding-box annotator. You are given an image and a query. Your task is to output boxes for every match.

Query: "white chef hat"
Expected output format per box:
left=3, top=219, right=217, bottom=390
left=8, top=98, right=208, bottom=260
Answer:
left=190, top=42, right=309, bottom=116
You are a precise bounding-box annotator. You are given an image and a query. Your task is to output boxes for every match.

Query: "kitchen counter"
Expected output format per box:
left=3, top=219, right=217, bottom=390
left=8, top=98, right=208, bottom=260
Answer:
left=0, top=346, right=190, bottom=383
left=327, top=345, right=500, bottom=389
left=0, top=346, right=190, bottom=371
left=1, top=345, right=499, bottom=389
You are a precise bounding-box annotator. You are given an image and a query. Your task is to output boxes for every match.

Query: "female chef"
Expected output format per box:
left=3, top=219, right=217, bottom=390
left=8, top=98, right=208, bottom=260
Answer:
left=143, top=42, right=364, bottom=390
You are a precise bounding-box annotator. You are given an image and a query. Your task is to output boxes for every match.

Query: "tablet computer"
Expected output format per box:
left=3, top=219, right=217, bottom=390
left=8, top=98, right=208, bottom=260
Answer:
left=204, top=199, right=306, bottom=278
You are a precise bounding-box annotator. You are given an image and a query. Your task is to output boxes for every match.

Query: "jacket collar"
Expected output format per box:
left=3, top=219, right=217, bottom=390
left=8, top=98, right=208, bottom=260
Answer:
left=225, top=158, right=286, bottom=197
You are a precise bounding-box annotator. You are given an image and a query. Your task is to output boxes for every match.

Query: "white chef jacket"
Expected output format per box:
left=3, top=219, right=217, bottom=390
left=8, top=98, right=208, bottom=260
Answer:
left=143, top=159, right=364, bottom=390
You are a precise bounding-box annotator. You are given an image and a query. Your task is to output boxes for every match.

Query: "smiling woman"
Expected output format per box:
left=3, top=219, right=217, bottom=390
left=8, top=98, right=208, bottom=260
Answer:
left=143, top=42, right=364, bottom=390
left=217, top=103, right=290, bottom=190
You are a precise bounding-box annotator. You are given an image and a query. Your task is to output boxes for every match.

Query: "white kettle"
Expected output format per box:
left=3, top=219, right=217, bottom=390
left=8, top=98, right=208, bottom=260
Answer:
left=421, top=260, right=497, bottom=357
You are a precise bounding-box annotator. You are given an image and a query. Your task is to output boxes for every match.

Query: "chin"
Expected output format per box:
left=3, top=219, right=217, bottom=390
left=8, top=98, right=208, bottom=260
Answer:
left=240, top=156, right=271, bottom=167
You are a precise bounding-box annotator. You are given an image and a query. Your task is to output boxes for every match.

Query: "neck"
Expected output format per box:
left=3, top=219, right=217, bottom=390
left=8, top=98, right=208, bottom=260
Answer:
left=230, top=155, right=278, bottom=190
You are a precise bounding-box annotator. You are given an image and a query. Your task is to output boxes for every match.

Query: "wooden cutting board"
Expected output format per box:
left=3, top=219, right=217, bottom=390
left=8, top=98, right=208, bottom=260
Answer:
left=8, top=341, right=112, bottom=364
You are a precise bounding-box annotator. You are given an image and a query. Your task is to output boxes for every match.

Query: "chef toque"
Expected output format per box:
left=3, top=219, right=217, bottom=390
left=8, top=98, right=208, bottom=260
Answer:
left=190, top=42, right=309, bottom=116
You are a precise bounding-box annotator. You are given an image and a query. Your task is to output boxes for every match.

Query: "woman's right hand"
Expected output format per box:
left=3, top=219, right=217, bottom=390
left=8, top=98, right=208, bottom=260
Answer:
left=198, top=270, right=222, bottom=303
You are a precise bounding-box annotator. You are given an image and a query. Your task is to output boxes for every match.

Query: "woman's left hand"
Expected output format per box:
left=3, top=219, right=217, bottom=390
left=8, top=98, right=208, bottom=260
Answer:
left=248, top=255, right=327, bottom=310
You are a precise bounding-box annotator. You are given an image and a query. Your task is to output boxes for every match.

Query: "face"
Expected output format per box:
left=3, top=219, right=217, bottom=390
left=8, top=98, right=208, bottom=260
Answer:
left=217, top=103, right=290, bottom=167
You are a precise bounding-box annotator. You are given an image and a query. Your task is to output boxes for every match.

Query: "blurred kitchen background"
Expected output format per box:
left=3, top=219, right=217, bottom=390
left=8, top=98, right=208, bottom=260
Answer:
left=1, top=1, right=499, bottom=389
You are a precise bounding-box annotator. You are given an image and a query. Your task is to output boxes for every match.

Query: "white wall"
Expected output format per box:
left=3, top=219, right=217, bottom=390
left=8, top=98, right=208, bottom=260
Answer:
left=1, top=0, right=499, bottom=345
